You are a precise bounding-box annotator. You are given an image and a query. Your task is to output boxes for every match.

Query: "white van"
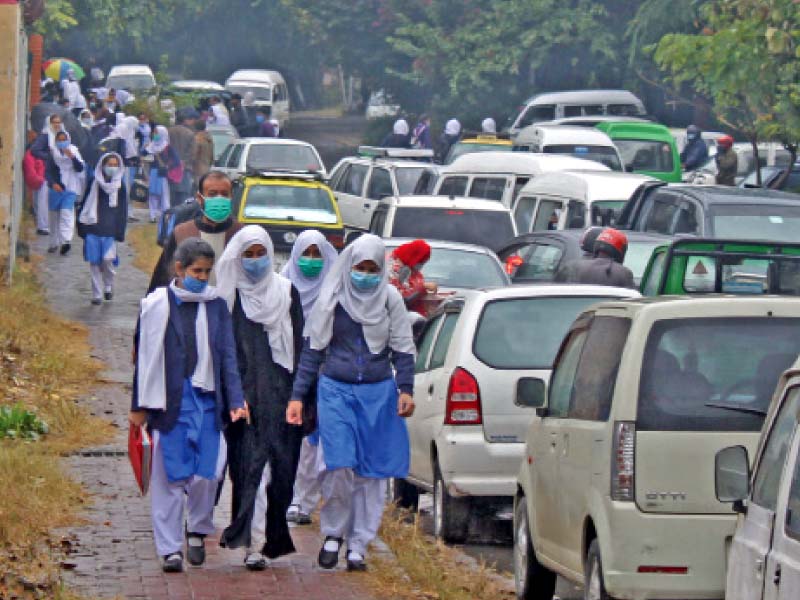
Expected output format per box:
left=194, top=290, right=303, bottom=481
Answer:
left=432, top=151, right=610, bottom=209
left=512, top=170, right=655, bottom=233
left=513, top=125, right=624, bottom=171
left=225, top=69, right=290, bottom=128
left=106, top=64, right=156, bottom=93
left=506, top=89, right=647, bottom=136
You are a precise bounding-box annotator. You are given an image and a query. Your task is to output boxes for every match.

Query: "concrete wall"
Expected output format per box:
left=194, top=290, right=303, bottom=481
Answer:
left=0, top=2, right=27, bottom=284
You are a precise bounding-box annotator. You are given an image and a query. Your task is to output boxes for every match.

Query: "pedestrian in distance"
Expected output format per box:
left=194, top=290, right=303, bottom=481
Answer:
left=438, top=118, right=462, bottom=163
left=228, top=93, right=248, bottom=137
left=208, top=96, right=231, bottom=126
left=680, top=124, right=709, bottom=171
left=77, top=152, right=128, bottom=305
left=23, top=142, right=48, bottom=235
left=143, top=125, right=179, bottom=223
left=286, top=234, right=416, bottom=572
left=481, top=117, right=496, bottom=133
left=239, top=92, right=259, bottom=137
left=148, top=171, right=242, bottom=292
left=215, top=226, right=306, bottom=571
left=381, top=119, right=411, bottom=148
left=130, top=238, right=247, bottom=573
left=282, top=231, right=339, bottom=527
left=554, top=227, right=635, bottom=289
left=715, top=135, right=738, bottom=186
left=168, top=110, right=198, bottom=206
left=192, top=120, right=215, bottom=192
left=411, top=114, right=432, bottom=150
left=254, top=109, right=277, bottom=138
left=44, top=129, right=85, bottom=255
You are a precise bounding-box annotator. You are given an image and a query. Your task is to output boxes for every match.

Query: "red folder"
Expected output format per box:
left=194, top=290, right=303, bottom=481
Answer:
left=128, top=424, right=152, bottom=495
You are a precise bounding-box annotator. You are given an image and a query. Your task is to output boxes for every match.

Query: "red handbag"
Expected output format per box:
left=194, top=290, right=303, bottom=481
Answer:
left=167, top=160, right=184, bottom=184
left=128, top=424, right=153, bottom=495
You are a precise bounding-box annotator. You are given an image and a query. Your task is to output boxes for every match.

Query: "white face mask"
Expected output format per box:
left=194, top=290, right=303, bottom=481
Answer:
left=103, top=165, right=121, bottom=178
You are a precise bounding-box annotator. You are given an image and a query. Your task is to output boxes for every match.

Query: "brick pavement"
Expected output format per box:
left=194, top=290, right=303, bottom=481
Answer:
left=31, top=209, right=383, bottom=600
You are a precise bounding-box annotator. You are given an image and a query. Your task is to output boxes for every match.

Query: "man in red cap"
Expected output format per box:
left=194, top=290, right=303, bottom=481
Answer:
left=389, top=239, right=438, bottom=315
left=715, top=135, right=737, bottom=186
left=557, top=228, right=636, bottom=289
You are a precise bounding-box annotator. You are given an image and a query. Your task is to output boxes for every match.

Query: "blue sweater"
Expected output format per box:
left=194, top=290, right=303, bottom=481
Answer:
left=291, top=305, right=415, bottom=398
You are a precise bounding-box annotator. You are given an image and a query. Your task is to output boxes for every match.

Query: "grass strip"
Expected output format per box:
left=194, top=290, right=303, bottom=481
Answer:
left=126, top=221, right=161, bottom=276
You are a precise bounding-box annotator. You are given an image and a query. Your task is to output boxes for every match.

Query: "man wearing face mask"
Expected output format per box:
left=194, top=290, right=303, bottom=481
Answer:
left=147, top=171, right=242, bottom=292
left=680, top=124, right=709, bottom=172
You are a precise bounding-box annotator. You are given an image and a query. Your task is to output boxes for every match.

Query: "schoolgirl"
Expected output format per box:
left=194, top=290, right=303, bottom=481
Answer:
left=45, top=130, right=85, bottom=255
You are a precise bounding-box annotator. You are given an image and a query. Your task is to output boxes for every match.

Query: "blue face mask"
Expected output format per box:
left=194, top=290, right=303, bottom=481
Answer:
left=255, top=114, right=266, bottom=124
left=56, top=140, right=70, bottom=150
left=350, top=270, right=382, bottom=291
left=242, top=255, right=271, bottom=281
left=182, top=275, right=208, bottom=294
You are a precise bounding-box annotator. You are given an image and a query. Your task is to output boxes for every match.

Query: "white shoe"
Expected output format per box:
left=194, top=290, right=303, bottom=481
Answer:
left=245, top=552, right=269, bottom=571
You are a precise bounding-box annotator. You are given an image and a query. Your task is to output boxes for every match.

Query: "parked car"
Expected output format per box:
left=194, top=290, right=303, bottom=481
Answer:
left=399, top=284, right=640, bottom=542
left=232, top=171, right=344, bottom=262
left=640, top=238, right=800, bottom=296
left=739, top=161, right=800, bottom=193
left=431, top=152, right=610, bottom=209
left=715, top=355, right=800, bottom=600
left=105, top=64, right=156, bottom=94
left=617, top=182, right=800, bottom=241
left=505, top=89, right=647, bottom=137
left=366, top=196, right=516, bottom=253
left=167, top=79, right=225, bottom=94
left=497, top=229, right=668, bottom=287
left=514, top=296, right=800, bottom=600
left=327, top=148, right=434, bottom=231
left=365, top=89, right=400, bottom=120
left=512, top=125, right=624, bottom=171
left=215, top=138, right=325, bottom=180
left=206, top=124, right=239, bottom=161
left=512, top=170, right=655, bottom=233
left=596, top=121, right=682, bottom=183
left=443, top=132, right=513, bottom=165
left=224, top=69, right=290, bottom=128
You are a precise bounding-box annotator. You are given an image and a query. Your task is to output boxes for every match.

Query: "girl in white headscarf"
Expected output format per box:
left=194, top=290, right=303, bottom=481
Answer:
left=281, top=231, right=338, bottom=526
left=45, top=130, right=85, bottom=255
left=215, top=226, right=305, bottom=570
left=287, top=234, right=415, bottom=572
left=439, top=118, right=462, bottom=163
left=77, top=152, right=128, bottom=304
left=143, top=125, right=177, bottom=222
left=30, top=114, right=66, bottom=234
left=103, top=115, right=142, bottom=220
left=381, top=118, right=411, bottom=148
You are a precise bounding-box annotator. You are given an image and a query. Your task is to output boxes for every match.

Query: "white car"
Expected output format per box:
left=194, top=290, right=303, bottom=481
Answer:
left=214, top=138, right=325, bottom=180
left=365, top=90, right=400, bottom=120
left=716, top=356, right=800, bottom=600
left=106, top=64, right=156, bottom=93
left=396, top=285, right=639, bottom=543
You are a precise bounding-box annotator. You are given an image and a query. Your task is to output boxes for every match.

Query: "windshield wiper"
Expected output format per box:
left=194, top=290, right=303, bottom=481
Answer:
left=704, top=402, right=767, bottom=416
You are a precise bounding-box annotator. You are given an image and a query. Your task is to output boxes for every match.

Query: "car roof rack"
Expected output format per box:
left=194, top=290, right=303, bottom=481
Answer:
left=247, top=169, right=326, bottom=182
left=357, top=146, right=435, bottom=160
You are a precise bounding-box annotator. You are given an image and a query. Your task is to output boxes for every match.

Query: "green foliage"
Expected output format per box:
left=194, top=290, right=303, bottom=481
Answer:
left=0, top=405, right=49, bottom=441
left=33, top=0, right=78, bottom=40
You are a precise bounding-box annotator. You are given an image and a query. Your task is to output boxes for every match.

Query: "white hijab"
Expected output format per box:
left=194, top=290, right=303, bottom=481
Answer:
left=242, top=91, right=255, bottom=107
left=216, top=225, right=295, bottom=372
left=281, top=230, right=339, bottom=318
left=145, top=125, right=169, bottom=154
left=445, top=118, right=461, bottom=136
left=110, top=116, right=139, bottom=159
left=52, top=131, right=85, bottom=195
left=42, top=114, right=65, bottom=156
left=394, top=119, right=410, bottom=136
left=79, top=152, right=125, bottom=225
left=481, top=117, right=496, bottom=133
left=305, top=233, right=414, bottom=355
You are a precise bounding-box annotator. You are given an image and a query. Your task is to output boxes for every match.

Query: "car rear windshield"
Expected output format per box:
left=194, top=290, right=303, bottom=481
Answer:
left=474, top=297, right=614, bottom=369
left=709, top=203, right=800, bottom=243
left=543, top=145, right=622, bottom=171
left=395, top=167, right=426, bottom=195
left=243, top=185, right=337, bottom=224
left=638, top=317, right=800, bottom=432
left=246, top=145, right=322, bottom=173
left=615, top=139, right=674, bottom=173
left=385, top=246, right=507, bottom=289
left=106, top=74, right=155, bottom=90
left=390, top=207, right=514, bottom=251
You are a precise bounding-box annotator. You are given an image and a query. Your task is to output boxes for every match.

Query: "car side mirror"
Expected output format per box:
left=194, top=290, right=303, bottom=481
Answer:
left=344, top=230, right=363, bottom=246
left=515, top=378, right=547, bottom=409
left=715, top=445, right=750, bottom=512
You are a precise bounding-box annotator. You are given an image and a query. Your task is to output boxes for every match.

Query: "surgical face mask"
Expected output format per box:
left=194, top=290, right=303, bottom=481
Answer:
left=298, top=256, right=324, bottom=278
left=182, top=275, right=208, bottom=294
left=202, top=195, right=232, bottom=223
left=687, top=133, right=698, bottom=141
left=255, top=114, right=266, bottom=124
left=103, top=165, right=120, bottom=179
left=152, top=133, right=162, bottom=143
left=350, top=270, right=381, bottom=291
left=242, top=255, right=271, bottom=281
left=81, top=117, right=92, bottom=126
left=56, top=140, right=70, bottom=150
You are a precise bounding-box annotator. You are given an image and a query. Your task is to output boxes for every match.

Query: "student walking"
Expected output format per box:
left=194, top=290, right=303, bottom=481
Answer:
left=45, top=130, right=85, bottom=255
left=286, top=234, right=415, bottom=572
left=130, top=238, right=246, bottom=573
left=216, top=226, right=305, bottom=570
left=23, top=143, right=48, bottom=235
left=144, top=125, right=179, bottom=223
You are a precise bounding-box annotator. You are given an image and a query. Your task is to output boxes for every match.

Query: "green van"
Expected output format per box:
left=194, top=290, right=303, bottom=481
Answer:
left=596, top=121, right=682, bottom=183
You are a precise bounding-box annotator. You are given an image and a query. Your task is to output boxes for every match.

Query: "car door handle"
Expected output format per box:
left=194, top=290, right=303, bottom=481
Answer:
left=773, top=565, right=781, bottom=586
left=428, top=384, right=434, bottom=395
left=550, top=432, right=558, bottom=449
left=756, top=559, right=764, bottom=579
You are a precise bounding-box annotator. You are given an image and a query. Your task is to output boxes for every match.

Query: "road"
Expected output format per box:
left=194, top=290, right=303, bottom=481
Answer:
left=284, top=113, right=367, bottom=171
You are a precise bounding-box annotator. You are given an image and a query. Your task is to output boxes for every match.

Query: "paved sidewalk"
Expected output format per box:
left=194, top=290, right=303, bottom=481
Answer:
left=33, top=210, right=381, bottom=600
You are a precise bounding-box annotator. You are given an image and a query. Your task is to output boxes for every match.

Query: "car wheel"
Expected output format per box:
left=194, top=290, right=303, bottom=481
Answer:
left=514, top=497, right=556, bottom=600
left=433, top=462, right=470, bottom=543
left=388, top=478, right=419, bottom=510
left=584, top=539, right=612, bottom=600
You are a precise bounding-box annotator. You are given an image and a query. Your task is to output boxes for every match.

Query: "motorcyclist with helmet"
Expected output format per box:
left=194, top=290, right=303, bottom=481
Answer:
left=680, top=124, right=709, bottom=172
left=554, top=227, right=636, bottom=289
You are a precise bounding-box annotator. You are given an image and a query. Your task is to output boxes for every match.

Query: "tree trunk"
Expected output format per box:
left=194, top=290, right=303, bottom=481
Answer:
left=770, top=144, right=797, bottom=190
left=751, top=137, right=762, bottom=187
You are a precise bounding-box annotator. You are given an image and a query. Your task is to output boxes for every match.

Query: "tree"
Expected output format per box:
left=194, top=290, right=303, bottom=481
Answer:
left=654, top=0, right=800, bottom=185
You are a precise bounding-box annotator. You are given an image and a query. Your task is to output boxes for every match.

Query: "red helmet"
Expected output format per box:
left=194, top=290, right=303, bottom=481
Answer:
left=594, top=228, right=628, bottom=263
left=717, top=135, right=734, bottom=149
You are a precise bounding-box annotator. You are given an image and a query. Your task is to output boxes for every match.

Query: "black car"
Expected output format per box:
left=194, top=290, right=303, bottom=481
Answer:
left=496, top=229, right=670, bottom=286
left=617, top=183, right=800, bottom=242
left=740, top=162, right=800, bottom=194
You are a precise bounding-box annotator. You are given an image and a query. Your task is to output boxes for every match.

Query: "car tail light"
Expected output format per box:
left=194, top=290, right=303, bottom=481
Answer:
left=505, top=254, right=523, bottom=275
left=637, top=566, right=688, bottom=575
left=611, top=421, right=635, bottom=502
left=444, top=368, right=482, bottom=425
left=327, top=233, right=345, bottom=249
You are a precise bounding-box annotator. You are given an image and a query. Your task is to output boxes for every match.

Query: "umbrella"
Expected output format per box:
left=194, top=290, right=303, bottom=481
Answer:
left=43, top=58, right=85, bottom=82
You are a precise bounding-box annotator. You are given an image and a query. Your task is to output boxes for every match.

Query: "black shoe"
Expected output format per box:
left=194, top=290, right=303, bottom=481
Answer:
left=91, top=298, right=102, bottom=306
left=186, top=533, right=206, bottom=566
left=244, top=552, right=268, bottom=571
left=59, top=243, right=71, bottom=255
left=47, top=246, right=57, bottom=254
left=162, top=551, right=183, bottom=573
left=104, top=291, right=113, bottom=301
left=128, top=215, right=140, bottom=223
left=36, top=229, right=49, bottom=236
left=318, top=536, right=343, bottom=569
left=346, top=551, right=367, bottom=572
